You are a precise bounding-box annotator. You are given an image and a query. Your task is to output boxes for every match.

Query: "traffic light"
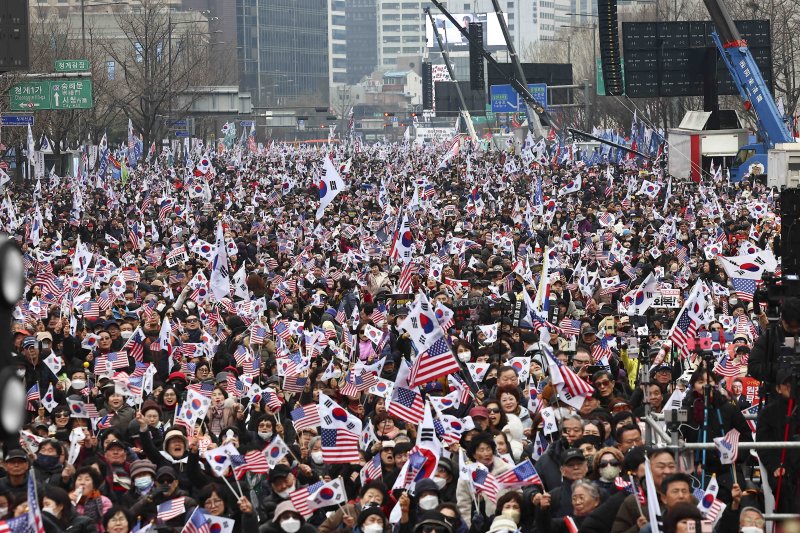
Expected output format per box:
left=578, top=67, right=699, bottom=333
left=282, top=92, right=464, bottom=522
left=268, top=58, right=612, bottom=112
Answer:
left=384, top=112, right=395, bottom=117
left=411, top=112, right=418, bottom=117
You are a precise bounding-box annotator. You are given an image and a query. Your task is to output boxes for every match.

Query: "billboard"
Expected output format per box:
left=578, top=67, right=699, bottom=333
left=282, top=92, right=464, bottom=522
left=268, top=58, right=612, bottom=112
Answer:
left=425, top=13, right=507, bottom=51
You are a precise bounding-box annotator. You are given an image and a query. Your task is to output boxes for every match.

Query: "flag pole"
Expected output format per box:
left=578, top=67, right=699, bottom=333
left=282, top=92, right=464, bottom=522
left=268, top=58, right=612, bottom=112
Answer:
left=628, top=472, right=645, bottom=518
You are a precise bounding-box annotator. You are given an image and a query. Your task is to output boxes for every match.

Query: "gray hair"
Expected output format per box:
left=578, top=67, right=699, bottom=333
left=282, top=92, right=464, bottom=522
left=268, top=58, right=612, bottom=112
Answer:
left=572, top=479, right=600, bottom=501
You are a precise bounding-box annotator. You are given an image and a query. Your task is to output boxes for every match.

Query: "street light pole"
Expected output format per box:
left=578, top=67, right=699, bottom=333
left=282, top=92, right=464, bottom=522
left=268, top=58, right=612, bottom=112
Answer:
left=81, top=0, right=86, bottom=55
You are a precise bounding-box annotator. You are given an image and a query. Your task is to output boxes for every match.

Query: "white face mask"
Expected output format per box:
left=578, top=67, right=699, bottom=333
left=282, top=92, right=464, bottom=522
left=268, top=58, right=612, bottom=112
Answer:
left=418, top=495, right=439, bottom=510
left=458, top=351, right=471, bottom=362
left=599, top=465, right=621, bottom=481
left=502, top=509, right=521, bottom=523
left=310, top=451, right=324, bottom=464
left=275, top=489, right=292, bottom=499
left=71, top=379, right=86, bottom=390
left=331, top=370, right=342, bottom=379
left=0, top=507, right=7, bottom=517
left=120, top=331, right=133, bottom=340
left=433, top=477, right=447, bottom=489
left=43, top=506, right=58, bottom=517
left=741, top=529, right=763, bottom=533
left=258, top=432, right=272, bottom=441
left=280, top=518, right=301, bottom=533
left=363, top=524, right=384, bottom=533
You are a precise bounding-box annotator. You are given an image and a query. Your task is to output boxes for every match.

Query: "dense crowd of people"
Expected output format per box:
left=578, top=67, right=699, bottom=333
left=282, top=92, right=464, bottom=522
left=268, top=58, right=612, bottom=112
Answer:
left=0, top=134, right=792, bottom=533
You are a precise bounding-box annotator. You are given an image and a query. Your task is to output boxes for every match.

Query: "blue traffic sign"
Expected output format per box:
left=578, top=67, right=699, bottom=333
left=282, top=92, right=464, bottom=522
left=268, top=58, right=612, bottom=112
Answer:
left=490, top=83, right=547, bottom=113
left=166, top=119, right=187, bottom=128
left=0, top=114, right=34, bottom=126
left=240, top=120, right=254, bottom=127
left=175, top=130, right=190, bottom=138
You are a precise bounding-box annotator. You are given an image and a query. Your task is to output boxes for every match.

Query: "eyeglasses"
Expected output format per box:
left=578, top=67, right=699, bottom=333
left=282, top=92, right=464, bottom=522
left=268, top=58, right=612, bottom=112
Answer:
left=594, top=380, right=612, bottom=388
left=108, top=515, right=128, bottom=524
left=204, top=497, right=224, bottom=506
left=487, top=408, right=501, bottom=413
left=599, top=460, right=620, bottom=467
left=186, top=319, right=199, bottom=323
left=157, top=478, right=174, bottom=485
left=741, top=517, right=765, bottom=527
left=562, top=427, right=582, bottom=434
left=573, top=359, right=591, bottom=365
left=55, top=412, right=69, bottom=418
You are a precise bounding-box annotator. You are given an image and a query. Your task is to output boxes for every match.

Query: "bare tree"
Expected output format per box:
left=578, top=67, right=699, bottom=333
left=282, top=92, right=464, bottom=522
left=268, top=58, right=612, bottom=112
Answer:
left=102, top=0, right=214, bottom=148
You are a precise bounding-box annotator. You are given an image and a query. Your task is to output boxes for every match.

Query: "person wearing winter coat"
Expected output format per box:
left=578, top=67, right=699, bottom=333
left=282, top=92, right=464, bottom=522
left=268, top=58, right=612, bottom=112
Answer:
left=258, top=500, right=317, bottom=533
left=42, top=485, right=97, bottom=533
left=455, top=432, right=512, bottom=529
left=128, top=465, right=198, bottom=529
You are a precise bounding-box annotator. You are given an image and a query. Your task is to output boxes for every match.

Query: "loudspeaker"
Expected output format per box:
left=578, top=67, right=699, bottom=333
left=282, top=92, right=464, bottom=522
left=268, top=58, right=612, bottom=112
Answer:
left=781, top=188, right=800, bottom=277
left=598, top=0, right=623, bottom=96
left=469, top=22, right=484, bottom=91
left=0, top=0, right=28, bottom=73
left=422, top=62, right=433, bottom=109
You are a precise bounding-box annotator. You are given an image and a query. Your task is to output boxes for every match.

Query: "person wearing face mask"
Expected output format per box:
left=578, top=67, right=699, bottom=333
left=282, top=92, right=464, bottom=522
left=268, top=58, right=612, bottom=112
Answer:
left=318, top=482, right=387, bottom=533
left=31, top=440, right=65, bottom=488
left=259, top=464, right=322, bottom=524
left=42, top=485, right=96, bottom=533
left=493, top=492, right=524, bottom=531
left=261, top=500, right=316, bottom=533
left=354, top=505, right=389, bottom=533
left=305, top=436, right=332, bottom=479
left=120, top=460, right=157, bottom=508
left=433, top=458, right=457, bottom=503
left=591, top=447, right=624, bottom=496
left=396, top=478, right=443, bottom=533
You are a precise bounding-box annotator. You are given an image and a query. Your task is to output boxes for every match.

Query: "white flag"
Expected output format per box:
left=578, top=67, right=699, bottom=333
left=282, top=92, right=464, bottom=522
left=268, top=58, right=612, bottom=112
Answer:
left=210, top=221, right=230, bottom=302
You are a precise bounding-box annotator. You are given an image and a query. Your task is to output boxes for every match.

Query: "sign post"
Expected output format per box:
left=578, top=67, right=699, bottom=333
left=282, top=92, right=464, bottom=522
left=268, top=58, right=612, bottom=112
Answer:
left=490, top=83, right=547, bottom=113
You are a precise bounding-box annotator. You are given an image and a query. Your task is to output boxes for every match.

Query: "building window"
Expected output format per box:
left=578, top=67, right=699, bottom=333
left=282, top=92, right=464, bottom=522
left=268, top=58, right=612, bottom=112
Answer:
left=106, top=60, right=115, bottom=80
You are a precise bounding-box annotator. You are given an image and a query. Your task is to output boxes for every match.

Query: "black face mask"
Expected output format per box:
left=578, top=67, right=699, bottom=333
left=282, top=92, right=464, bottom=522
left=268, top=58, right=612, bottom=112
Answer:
left=484, top=377, right=497, bottom=389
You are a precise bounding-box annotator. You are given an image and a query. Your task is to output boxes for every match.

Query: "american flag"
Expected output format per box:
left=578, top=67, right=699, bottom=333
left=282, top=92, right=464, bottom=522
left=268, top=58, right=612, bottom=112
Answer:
left=226, top=375, right=246, bottom=398
left=370, top=302, right=387, bottom=325
left=495, top=460, right=542, bottom=488
left=469, top=464, right=499, bottom=503
left=558, top=318, right=581, bottom=337
left=230, top=450, right=271, bottom=478
left=713, top=354, right=740, bottom=377
left=591, top=337, right=613, bottom=362
left=96, top=414, right=115, bottom=430
left=283, top=375, right=308, bottom=393
left=0, top=515, right=29, bottom=533
left=340, top=370, right=377, bottom=397
left=187, top=382, right=215, bottom=397
left=273, top=320, right=292, bottom=341
left=26, top=474, right=44, bottom=533
left=157, top=497, right=186, bottom=521
left=408, top=337, right=460, bottom=388
left=321, top=427, right=361, bottom=463
left=26, top=384, right=40, bottom=405
left=551, top=354, right=595, bottom=398
left=289, top=481, right=324, bottom=518
left=397, top=261, right=415, bottom=293
left=360, top=453, right=383, bottom=485
left=388, top=386, right=425, bottom=424
left=290, top=404, right=321, bottom=430
left=250, top=325, right=267, bottom=345
left=263, top=388, right=283, bottom=411
left=106, top=351, right=129, bottom=370
left=182, top=508, right=210, bottom=533
left=669, top=307, right=697, bottom=359
left=731, top=278, right=756, bottom=302
left=716, top=428, right=741, bottom=463
left=123, top=327, right=146, bottom=362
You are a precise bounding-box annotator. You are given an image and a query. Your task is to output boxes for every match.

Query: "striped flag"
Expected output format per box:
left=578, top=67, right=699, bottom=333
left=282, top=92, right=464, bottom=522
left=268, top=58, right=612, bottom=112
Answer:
left=713, top=354, right=740, bottom=377
left=360, top=453, right=383, bottom=485
left=495, top=460, right=542, bottom=488
left=408, top=337, right=460, bottom=388
left=467, top=463, right=499, bottom=503
left=289, top=481, right=325, bottom=518
left=731, top=277, right=756, bottom=302
left=290, top=404, right=321, bottom=431
left=0, top=515, right=29, bottom=533
left=181, top=508, right=210, bottom=533
left=713, top=428, right=740, bottom=464
left=557, top=318, right=581, bottom=337
left=26, top=384, right=40, bottom=404
left=388, top=386, right=425, bottom=424
left=27, top=471, right=44, bottom=533
left=157, top=497, right=186, bottom=521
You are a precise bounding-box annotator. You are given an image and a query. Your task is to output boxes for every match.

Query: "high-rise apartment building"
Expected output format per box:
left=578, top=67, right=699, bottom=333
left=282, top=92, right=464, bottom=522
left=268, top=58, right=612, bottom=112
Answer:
left=345, top=0, right=379, bottom=84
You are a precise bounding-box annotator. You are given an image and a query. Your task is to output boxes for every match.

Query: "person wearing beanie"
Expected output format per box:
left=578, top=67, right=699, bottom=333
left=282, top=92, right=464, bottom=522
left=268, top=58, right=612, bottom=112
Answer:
left=127, top=400, right=164, bottom=452
left=355, top=505, right=388, bottom=533
left=120, top=459, right=157, bottom=507
left=260, top=499, right=316, bottom=533
left=134, top=410, right=191, bottom=490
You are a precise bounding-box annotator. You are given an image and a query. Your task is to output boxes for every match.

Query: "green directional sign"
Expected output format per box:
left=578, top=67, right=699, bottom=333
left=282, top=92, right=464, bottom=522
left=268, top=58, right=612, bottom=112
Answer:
left=55, top=59, right=90, bottom=72
left=9, top=79, right=93, bottom=111
left=51, top=79, right=93, bottom=109
left=9, top=81, right=51, bottom=110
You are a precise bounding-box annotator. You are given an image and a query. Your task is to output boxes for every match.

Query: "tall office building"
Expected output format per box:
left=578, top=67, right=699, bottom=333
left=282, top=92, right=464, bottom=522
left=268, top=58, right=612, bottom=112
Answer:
left=329, top=0, right=348, bottom=87
left=236, top=0, right=329, bottom=107
left=345, top=0, right=378, bottom=84
left=377, top=0, right=430, bottom=69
